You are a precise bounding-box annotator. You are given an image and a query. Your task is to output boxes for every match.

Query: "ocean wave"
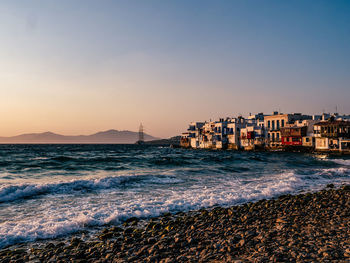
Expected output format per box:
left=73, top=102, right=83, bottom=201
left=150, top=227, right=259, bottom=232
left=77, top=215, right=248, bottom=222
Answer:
left=0, top=213, right=99, bottom=249
left=0, top=174, right=183, bottom=203
left=329, top=159, right=350, bottom=166
left=1, top=146, right=350, bottom=249
left=50, top=156, right=75, bottom=162
left=1, top=166, right=350, bottom=249
left=48, top=155, right=130, bottom=164
left=320, top=167, right=350, bottom=177
left=0, top=169, right=310, bottom=249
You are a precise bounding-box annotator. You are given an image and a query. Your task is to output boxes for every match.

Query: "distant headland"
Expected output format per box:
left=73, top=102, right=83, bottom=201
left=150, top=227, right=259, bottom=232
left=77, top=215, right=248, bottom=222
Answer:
left=0, top=130, right=160, bottom=144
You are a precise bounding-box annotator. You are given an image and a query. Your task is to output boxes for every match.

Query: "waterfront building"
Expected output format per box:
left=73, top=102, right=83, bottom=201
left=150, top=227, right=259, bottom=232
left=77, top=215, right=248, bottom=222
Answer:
left=339, top=138, right=350, bottom=152
left=314, top=120, right=350, bottom=152
left=240, top=124, right=265, bottom=150
left=181, top=111, right=349, bottom=153
left=212, top=119, right=229, bottom=149
left=180, top=132, right=191, bottom=148
left=227, top=117, right=246, bottom=150
left=290, top=119, right=318, bottom=147
left=199, top=121, right=216, bottom=149
left=247, top=113, right=266, bottom=127
left=187, top=122, right=205, bottom=148
left=264, top=112, right=312, bottom=147
left=280, top=126, right=307, bottom=146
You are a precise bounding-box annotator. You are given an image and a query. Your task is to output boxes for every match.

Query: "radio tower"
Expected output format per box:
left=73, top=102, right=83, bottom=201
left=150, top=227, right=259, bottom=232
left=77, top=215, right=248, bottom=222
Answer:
left=137, top=123, right=145, bottom=144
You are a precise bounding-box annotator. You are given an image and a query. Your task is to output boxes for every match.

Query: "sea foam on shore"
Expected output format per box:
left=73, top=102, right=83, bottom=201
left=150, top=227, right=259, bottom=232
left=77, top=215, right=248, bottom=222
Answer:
left=1, top=145, right=349, bottom=253
left=1, top=185, right=350, bottom=262
left=0, top=163, right=349, bottom=250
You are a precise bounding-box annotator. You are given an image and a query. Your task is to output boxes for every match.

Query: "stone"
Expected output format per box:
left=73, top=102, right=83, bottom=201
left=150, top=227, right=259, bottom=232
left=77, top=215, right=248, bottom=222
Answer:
left=236, top=239, right=245, bottom=248
left=98, top=232, right=114, bottom=241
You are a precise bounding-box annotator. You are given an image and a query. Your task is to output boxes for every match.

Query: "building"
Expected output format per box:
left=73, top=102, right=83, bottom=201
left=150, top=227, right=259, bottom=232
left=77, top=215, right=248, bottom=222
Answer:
left=240, top=124, right=265, bottom=150
left=314, top=120, right=350, bottom=151
left=339, top=138, right=350, bottom=152
left=280, top=126, right=307, bottom=146
left=264, top=112, right=312, bottom=147
left=181, top=111, right=350, bottom=153
left=180, top=132, right=191, bottom=148
left=199, top=121, right=216, bottom=149
left=291, top=119, right=318, bottom=147
left=213, top=119, right=229, bottom=149
left=186, top=122, right=205, bottom=148
left=227, top=117, right=246, bottom=149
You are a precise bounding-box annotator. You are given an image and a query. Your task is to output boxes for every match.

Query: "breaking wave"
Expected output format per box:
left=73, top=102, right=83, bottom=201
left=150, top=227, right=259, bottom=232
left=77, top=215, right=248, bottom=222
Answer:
left=1, top=144, right=350, bottom=249
left=0, top=174, right=184, bottom=203
left=0, top=170, right=298, bottom=248
left=1, top=165, right=350, bottom=249
left=329, top=159, right=350, bottom=166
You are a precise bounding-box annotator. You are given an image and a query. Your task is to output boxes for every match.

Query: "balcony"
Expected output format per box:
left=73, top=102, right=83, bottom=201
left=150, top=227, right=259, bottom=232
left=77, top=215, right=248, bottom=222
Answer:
left=266, top=139, right=282, bottom=143
left=267, top=128, right=281, bottom=132
left=320, top=132, right=350, bottom=138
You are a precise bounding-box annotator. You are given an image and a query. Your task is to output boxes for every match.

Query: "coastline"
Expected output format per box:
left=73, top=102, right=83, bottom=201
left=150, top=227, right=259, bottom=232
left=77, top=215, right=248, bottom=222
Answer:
left=179, top=145, right=350, bottom=156
left=1, top=185, right=349, bottom=262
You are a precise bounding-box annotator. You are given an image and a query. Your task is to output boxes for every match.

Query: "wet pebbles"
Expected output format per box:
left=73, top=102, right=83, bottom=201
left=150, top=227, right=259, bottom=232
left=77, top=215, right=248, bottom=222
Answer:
left=1, top=185, right=350, bottom=262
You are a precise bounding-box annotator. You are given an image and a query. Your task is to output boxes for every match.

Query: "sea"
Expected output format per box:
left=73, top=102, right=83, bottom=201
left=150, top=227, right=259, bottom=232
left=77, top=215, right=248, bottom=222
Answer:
left=0, top=144, right=349, bottom=249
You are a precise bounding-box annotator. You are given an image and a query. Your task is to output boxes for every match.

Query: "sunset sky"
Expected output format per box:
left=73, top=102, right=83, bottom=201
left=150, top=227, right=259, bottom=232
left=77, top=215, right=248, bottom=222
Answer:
left=1, top=1, right=349, bottom=138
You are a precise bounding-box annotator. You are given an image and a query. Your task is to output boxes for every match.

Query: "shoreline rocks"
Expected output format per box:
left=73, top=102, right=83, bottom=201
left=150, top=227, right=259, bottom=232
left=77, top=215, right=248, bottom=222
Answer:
left=1, top=185, right=350, bottom=262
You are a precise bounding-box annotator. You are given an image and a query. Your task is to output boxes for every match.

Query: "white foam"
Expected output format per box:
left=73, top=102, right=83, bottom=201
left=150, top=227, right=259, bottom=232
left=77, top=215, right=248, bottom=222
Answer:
left=0, top=170, right=301, bottom=248
left=329, top=159, right=350, bottom=166
left=1, top=165, right=350, bottom=249
left=0, top=174, right=183, bottom=203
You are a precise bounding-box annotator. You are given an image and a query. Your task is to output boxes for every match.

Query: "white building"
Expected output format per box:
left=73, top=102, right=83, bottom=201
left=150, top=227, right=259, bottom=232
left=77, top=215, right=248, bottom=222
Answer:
left=227, top=117, right=246, bottom=149
left=187, top=122, right=204, bottom=149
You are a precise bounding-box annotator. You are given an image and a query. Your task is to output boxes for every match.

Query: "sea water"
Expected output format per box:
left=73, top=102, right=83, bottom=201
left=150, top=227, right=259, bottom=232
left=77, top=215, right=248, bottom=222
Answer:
left=0, top=144, right=349, bottom=248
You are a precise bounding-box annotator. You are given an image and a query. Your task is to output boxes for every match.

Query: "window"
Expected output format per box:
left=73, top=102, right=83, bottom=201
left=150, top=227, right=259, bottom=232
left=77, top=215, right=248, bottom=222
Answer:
left=268, top=121, right=271, bottom=128
left=306, top=138, right=310, bottom=142
left=272, top=133, right=275, bottom=142
left=277, top=120, right=280, bottom=129
left=276, top=133, right=280, bottom=139
left=281, top=120, right=284, bottom=127
left=272, top=120, right=275, bottom=130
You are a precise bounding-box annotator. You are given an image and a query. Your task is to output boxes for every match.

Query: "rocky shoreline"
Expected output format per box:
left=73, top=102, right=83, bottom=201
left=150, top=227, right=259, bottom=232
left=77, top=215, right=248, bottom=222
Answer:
left=1, top=185, right=350, bottom=262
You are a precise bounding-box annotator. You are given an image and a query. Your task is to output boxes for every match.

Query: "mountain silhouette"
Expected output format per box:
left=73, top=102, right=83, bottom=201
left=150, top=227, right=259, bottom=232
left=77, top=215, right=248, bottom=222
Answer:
left=0, top=130, right=160, bottom=144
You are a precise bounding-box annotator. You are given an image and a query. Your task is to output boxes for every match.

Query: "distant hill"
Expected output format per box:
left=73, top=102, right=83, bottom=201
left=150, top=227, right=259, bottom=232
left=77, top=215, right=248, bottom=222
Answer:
left=144, top=136, right=181, bottom=146
left=0, top=130, right=160, bottom=144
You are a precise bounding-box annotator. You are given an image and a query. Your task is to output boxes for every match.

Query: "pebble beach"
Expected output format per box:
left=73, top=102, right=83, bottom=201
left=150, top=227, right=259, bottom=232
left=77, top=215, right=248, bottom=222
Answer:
left=1, top=184, right=349, bottom=262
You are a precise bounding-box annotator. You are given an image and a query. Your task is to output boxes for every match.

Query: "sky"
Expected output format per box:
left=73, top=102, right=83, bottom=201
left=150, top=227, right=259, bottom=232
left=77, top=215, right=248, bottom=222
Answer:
left=1, top=1, right=349, bottom=138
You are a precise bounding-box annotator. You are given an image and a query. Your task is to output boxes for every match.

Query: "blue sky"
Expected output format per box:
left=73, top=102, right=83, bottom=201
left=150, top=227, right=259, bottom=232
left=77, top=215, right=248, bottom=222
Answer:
left=1, top=1, right=349, bottom=137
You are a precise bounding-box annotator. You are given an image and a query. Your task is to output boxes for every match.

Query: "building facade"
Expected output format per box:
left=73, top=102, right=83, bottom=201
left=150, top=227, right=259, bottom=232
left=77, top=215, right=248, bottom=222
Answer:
left=264, top=112, right=312, bottom=147
left=181, top=112, right=349, bottom=153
